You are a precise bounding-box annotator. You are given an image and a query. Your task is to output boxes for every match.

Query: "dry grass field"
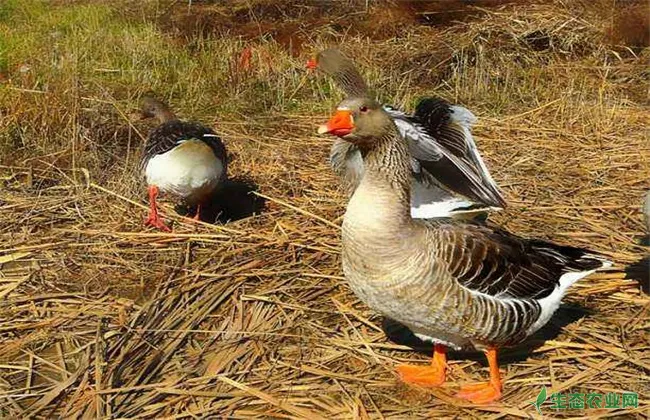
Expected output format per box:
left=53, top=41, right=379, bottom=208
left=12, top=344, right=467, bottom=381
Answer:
left=0, top=0, right=648, bottom=418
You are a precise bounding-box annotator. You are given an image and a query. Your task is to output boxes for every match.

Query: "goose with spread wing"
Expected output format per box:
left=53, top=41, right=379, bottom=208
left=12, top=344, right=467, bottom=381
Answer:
left=307, top=48, right=505, bottom=219
left=317, top=96, right=611, bottom=403
left=139, top=96, right=227, bottom=231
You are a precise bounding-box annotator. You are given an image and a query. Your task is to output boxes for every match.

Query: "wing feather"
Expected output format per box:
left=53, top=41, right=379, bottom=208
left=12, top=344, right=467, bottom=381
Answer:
left=413, top=98, right=506, bottom=208
left=386, top=101, right=506, bottom=209
left=431, top=222, right=607, bottom=300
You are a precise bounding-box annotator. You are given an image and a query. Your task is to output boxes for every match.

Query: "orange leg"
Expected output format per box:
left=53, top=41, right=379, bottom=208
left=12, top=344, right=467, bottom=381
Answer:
left=456, top=347, right=502, bottom=404
left=396, top=344, right=447, bottom=387
left=144, top=185, right=171, bottom=232
left=238, top=46, right=253, bottom=72
left=192, top=204, right=201, bottom=221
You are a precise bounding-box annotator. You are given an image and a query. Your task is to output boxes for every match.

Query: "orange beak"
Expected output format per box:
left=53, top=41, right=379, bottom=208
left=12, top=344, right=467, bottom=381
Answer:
left=318, top=110, right=354, bottom=137
left=306, top=58, right=317, bottom=70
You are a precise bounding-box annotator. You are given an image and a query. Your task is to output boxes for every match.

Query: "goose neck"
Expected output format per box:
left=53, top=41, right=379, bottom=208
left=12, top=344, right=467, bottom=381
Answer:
left=344, top=133, right=413, bottom=233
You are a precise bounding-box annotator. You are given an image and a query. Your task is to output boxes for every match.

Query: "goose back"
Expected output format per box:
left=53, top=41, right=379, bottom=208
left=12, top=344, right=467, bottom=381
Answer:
left=141, top=120, right=227, bottom=171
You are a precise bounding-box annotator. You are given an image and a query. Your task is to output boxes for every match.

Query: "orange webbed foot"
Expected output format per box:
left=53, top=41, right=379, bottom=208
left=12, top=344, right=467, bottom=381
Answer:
left=456, top=346, right=502, bottom=404
left=396, top=363, right=446, bottom=387
left=396, top=344, right=447, bottom=387
left=456, top=381, right=502, bottom=404
left=144, top=214, right=171, bottom=232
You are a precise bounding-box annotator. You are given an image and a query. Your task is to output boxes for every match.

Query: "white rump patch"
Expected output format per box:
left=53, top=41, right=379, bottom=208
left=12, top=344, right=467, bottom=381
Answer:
left=527, top=259, right=612, bottom=335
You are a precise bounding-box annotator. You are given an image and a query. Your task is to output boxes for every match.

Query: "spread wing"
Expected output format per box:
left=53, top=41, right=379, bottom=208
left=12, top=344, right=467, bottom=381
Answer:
left=415, top=98, right=502, bottom=202
left=385, top=99, right=506, bottom=209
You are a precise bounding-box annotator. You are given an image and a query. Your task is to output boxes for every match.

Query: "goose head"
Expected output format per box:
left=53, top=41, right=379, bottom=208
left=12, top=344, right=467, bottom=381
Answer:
left=318, top=97, right=394, bottom=148
left=306, top=48, right=348, bottom=73
left=306, top=48, right=369, bottom=97
left=141, top=95, right=176, bottom=123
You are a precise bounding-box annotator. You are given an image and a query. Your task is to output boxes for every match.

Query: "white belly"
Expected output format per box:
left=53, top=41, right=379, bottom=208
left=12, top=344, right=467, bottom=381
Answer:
left=145, top=140, right=224, bottom=203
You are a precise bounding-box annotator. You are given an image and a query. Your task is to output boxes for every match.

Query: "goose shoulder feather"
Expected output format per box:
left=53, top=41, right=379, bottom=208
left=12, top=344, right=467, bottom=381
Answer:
left=330, top=139, right=480, bottom=218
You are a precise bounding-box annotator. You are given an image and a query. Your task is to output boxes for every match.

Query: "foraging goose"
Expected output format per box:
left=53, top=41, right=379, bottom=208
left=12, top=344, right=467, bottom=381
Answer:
left=317, top=96, right=611, bottom=404
left=307, top=48, right=505, bottom=219
left=140, top=96, right=227, bottom=231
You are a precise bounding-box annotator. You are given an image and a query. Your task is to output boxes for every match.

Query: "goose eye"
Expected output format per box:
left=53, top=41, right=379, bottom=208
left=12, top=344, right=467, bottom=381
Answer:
left=359, top=106, right=368, bottom=113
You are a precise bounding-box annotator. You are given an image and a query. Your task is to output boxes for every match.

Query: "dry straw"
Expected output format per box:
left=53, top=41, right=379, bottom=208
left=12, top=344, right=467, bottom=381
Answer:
left=1, top=0, right=648, bottom=418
